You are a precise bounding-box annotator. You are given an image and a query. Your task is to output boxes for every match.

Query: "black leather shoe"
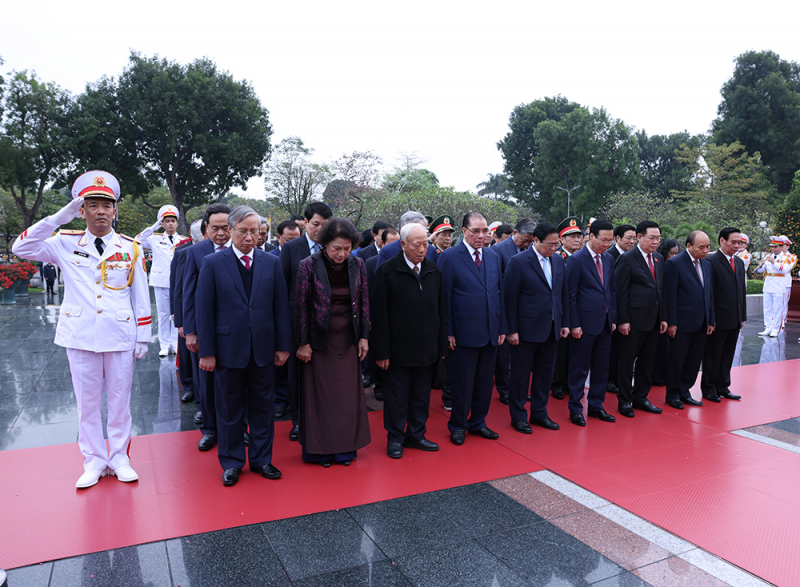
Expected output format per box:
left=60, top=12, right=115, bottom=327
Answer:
left=588, top=408, right=616, bottom=422
left=682, top=396, right=703, bottom=407
left=703, top=394, right=721, bottom=403
left=551, top=389, right=565, bottom=400
left=570, top=413, right=586, bottom=426
left=374, top=388, right=384, bottom=401
left=530, top=417, right=560, bottom=430
left=632, top=399, right=663, bottom=414
left=666, top=399, right=684, bottom=409
left=362, top=375, right=374, bottom=388
left=193, top=412, right=203, bottom=426
left=222, top=468, right=240, bottom=486
left=198, top=434, right=217, bottom=451
left=403, top=438, right=440, bottom=451
left=450, top=430, right=465, bottom=445
left=251, top=464, right=282, bottom=479
left=606, top=382, right=619, bottom=394
left=511, top=420, right=532, bottom=434
left=273, top=404, right=286, bottom=419
left=499, top=394, right=509, bottom=405
left=469, top=427, right=499, bottom=440
left=618, top=402, right=635, bottom=418
left=181, top=390, right=195, bottom=403
left=387, top=442, right=403, bottom=459
left=243, top=432, right=250, bottom=446
left=319, top=461, right=332, bottom=468
left=720, top=391, right=741, bottom=400
left=289, top=424, right=300, bottom=441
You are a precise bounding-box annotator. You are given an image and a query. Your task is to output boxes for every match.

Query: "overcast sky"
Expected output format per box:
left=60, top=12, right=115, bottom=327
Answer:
left=3, top=0, right=799, bottom=200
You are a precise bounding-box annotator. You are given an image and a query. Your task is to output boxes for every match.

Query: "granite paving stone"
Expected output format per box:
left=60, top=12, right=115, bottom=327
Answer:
left=15, top=404, right=80, bottom=426
left=490, top=474, right=588, bottom=520
left=5, top=561, right=53, bottom=587
left=591, top=571, right=654, bottom=586
left=0, top=408, right=21, bottom=428
left=0, top=421, right=78, bottom=450
left=291, top=560, right=412, bottom=587
left=632, top=557, right=730, bottom=587
left=50, top=542, right=171, bottom=587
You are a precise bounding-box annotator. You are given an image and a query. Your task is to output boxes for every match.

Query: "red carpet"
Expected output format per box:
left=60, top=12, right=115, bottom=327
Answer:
left=0, top=410, right=540, bottom=570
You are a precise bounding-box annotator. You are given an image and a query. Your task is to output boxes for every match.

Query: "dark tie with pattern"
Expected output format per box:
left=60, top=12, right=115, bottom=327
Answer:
left=242, top=255, right=251, bottom=270
left=474, top=251, right=481, bottom=267
left=94, top=237, right=104, bottom=256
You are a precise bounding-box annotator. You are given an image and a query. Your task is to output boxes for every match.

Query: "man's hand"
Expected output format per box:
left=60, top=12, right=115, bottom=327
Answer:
left=133, top=342, right=148, bottom=359
left=612, top=323, right=617, bottom=332
left=358, top=338, right=369, bottom=361
left=200, top=356, right=216, bottom=372
left=507, top=333, right=520, bottom=346
left=150, top=219, right=163, bottom=232
left=274, top=351, right=289, bottom=366
left=498, top=334, right=506, bottom=346
left=667, top=325, right=677, bottom=339
left=178, top=326, right=184, bottom=338
left=448, top=336, right=456, bottom=351
left=741, top=321, right=745, bottom=329
left=659, top=321, right=668, bottom=334
left=377, top=359, right=390, bottom=370
left=571, top=327, right=582, bottom=339
left=707, top=325, right=715, bottom=335
left=618, top=323, right=631, bottom=336
left=560, top=327, right=570, bottom=339
left=185, top=333, right=199, bottom=353
left=297, top=344, right=313, bottom=363
left=51, top=197, right=84, bottom=225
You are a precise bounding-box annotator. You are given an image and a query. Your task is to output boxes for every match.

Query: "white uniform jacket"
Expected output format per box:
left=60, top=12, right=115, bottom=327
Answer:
left=13, top=218, right=152, bottom=352
left=135, top=228, right=187, bottom=289
left=758, top=252, right=793, bottom=294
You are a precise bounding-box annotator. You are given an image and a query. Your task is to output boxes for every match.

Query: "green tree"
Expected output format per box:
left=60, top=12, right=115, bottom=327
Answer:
left=0, top=188, right=71, bottom=254
left=381, top=167, right=439, bottom=194
left=774, top=170, right=800, bottom=275
left=636, top=130, right=705, bottom=199
left=712, top=50, right=800, bottom=193
left=325, top=150, right=384, bottom=228
left=115, top=187, right=173, bottom=237
left=0, top=71, right=72, bottom=229
left=69, top=52, right=273, bottom=234
left=476, top=173, right=512, bottom=203
left=264, top=137, right=333, bottom=216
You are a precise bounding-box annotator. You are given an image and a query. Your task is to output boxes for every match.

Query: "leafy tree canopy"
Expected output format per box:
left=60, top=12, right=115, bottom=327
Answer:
left=264, top=137, right=332, bottom=216
left=636, top=130, right=705, bottom=200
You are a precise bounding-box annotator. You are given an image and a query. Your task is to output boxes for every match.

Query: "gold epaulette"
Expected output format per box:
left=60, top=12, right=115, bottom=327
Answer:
left=58, top=229, right=85, bottom=236
left=120, top=234, right=141, bottom=244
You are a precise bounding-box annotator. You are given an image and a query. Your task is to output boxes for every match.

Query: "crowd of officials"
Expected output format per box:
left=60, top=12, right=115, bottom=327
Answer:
left=13, top=169, right=785, bottom=489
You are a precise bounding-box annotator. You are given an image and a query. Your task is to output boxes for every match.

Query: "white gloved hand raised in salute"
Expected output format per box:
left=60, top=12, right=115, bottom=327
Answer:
left=50, top=197, right=84, bottom=225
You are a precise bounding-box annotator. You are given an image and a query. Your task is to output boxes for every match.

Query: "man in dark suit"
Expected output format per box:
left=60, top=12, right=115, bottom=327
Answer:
left=279, top=202, right=333, bottom=439
left=664, top=230, right=715, bottom=409
left=372, top=224, right=447, bottom=459
left=357, top=221, right=391, bottom=262
left=491, top=217, right=536, bottom=405
left=270, top=220, right=301, bottom=258
left=377, top=211, right=438, bottom=265
left=183, top=203, right=231, bottom=451
left=170, top=221, right=199, bottom=406
left=43, top=262, right=58, bottom=295
left=701, top=227, right=746, bottom=402
left=504, top=223, right=570, bottom=434
left=438, top=212, right=507, bottom=445
left=607, top=223, right=636, bottom=395
left=614, top=221, right=667, bottom=418
left=565, top=219, right=617, bottom=426
left=196, top=206, right=291, bottom=486
left=257, top=217, right=277, bottom=253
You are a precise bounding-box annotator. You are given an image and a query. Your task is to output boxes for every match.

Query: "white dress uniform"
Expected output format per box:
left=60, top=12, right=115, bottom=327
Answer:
left=136, top=206, right=186, bottom=355
left=757, top=238, right=792, bottom=336
left=778, top=237, right=797, bottom=326
left=12, top=171, right=151, bottom=485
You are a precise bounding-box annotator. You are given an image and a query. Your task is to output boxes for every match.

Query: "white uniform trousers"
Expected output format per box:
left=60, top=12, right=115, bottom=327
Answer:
left=763, top=291, right=785, bottom=332
left=783, top=287, right=792, bottom=326
left=66, top=348, right=135, bottom=471
left=154, top=286, right=177, bottom=351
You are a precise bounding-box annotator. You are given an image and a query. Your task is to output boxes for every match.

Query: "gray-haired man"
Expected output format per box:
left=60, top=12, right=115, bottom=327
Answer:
left=377, top=210, right=439, bottom=265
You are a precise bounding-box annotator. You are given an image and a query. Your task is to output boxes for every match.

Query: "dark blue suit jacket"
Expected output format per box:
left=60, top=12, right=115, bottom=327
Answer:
left=195, top=248, right=291, bottom=369
left=665, top=250, right=715, bottom=332
left=438, top=242, right=507, bottom=347
left=169, top=244, right=191, bottom=327
left=566, top=245, right=616, bottom=336
left=377, top=238, right=437, bottom=266
left=491, top=236, right=521, bottom=275
left=504, top=250, right=568, bottom=343
left=269, top=246, right=281, bottom=257
left=182, top=239, right=218, bottom=336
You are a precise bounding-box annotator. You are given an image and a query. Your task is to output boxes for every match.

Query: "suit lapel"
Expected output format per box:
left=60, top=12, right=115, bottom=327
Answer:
left=633, top=250, right=656, bottom=288
left=222, top=248, right=248, bottom=303
left=682, top=251, right=703, bottom=287
left=249, top=249, right=263, bottom=304
left=458, top=243, right=486, bottom=288
left=584, top=248, right=604, bottom=288
left=528, top=251, right=550, bottom=288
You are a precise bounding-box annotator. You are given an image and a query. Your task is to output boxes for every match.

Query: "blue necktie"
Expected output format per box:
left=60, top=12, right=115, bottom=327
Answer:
left=542, top=257, right=552, bottom=288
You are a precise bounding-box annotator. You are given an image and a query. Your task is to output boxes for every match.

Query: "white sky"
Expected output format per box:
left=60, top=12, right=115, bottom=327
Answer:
left=3, top=0, right=799, bottom=199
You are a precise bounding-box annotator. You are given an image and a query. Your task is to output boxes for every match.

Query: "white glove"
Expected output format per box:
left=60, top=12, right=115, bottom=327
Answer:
left=151, top=219, right=163, bottom=232
left=50, top=197, right=84, bottom=225
left=133, top=342, right=149, bottom=359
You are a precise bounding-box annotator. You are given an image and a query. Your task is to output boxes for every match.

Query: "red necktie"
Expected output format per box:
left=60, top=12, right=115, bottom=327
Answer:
left=647, top=254, right=656, bottom=282
left=595, top=254, right=604, bottom=285
left=730, top=257, right=735, bottom=272
left=242, top=255, right=251, bottom=269
left=474, top=250, right=481, bottom=267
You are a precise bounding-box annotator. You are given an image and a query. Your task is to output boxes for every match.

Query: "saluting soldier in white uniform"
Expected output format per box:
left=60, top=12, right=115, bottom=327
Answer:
left=12, top=171, right=151, bottom=489
left=757, top=236, right=792, bottom=337
left=136, top=205, right=187, bottom=356
left=777, top=235, right=797, bottom=328
left=732, top=233, right=752, bottom=368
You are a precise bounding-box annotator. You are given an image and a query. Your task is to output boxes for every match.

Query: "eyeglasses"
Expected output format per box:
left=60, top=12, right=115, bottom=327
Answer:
left=540, top=241, right=560, bottom=248
left=642, top=235, right=662, bottom=242
left=233, top=229, right=260, bottom=237
left=465, top=228, right=491, bottom=236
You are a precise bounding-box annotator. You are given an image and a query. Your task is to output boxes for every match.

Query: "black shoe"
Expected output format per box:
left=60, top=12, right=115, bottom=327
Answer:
left=198, top=433, right=217, bottom=451
left=362, top=375, right=374, bottom=388
left=632, top=399, right=663, bottom=414
left=511, top=420, right=532, bottom=434
left=570, top=413, right=586, bottom=427
left=403, top=437, right=440, bottom=451
left=450, top=430, right=465, bottom=445
left=387, top=442, right=403, bottom=459
left=243, top=432, right=250, bottom=446
left=588, top=408, right=616, bottom=422
left=443, top=399, right=452, bottom=411
left=273, top=404, right=286, bottom=419
left=530, top=417, right=560, bottom=430
left=703, top=393, right=721, bottom=403
left=289, top=424, right=300, bottom=441
left=720, top=391, right=741, bottom=400
left=551, top=389, right=565, bottom=400
left=682, top=396, right=703, bottom=407
left=666, top=399, right=684, bottom=410
left=251, top=464, right=282, bottom=479
left=181, top=390, right=195, bottom=403
left=193, top=412, right=203, bottom=426
left=319, top=461, right=332, bottom=468
left=374, top=388, right=384, bottom=401
left=341, top=460, right=351, bottom=466
left=618, top=402, right=635, bottom=418
left=469, top=427, right=499, bottom=440
left=606, top=382, right=619, bottom=394
left=498, top=394, right=509, bottom=405
left=222, top=468, right=240, bottom=486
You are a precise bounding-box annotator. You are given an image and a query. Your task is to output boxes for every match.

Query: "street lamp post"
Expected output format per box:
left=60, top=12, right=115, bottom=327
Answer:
left=556, top=185, right=582, bottom=217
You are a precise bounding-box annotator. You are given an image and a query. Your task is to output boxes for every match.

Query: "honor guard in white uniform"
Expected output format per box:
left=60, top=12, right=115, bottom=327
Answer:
left=778, top=235, right=797, bottom=327
left=735, top=233, right=752, bottom=270
left=12, top=170, right=151, bottom=488
left=756, top=236, right=793, bottom=337
left=136, top=205, right=186, bottom=356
